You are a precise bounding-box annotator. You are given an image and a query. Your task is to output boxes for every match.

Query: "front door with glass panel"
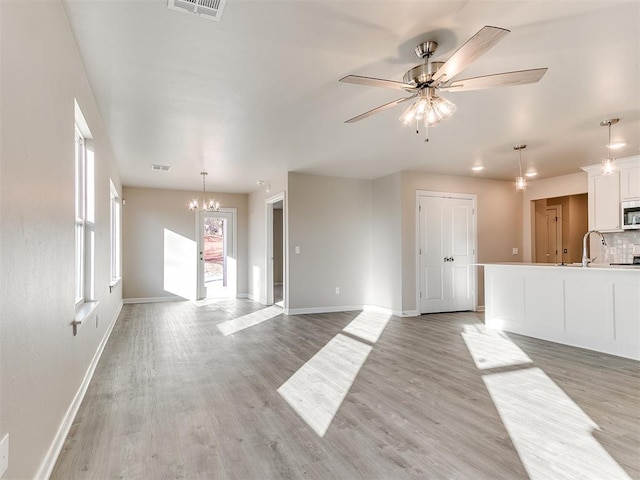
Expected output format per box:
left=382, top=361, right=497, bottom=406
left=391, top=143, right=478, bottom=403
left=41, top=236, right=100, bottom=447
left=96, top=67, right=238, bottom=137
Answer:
left=197, top=210, right=236, bottom=300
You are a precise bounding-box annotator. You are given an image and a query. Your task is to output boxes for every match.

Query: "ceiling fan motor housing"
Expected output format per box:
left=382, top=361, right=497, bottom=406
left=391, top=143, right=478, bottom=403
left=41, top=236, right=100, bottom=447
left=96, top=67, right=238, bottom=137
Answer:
left=403, top=61, right=445, bottom=87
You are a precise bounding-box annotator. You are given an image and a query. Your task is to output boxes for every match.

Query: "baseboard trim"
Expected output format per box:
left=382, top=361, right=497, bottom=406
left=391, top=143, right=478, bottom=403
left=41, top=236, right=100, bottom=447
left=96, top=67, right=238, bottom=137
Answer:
left=236, top=293, right=250, bottom=299
left=36, top=300, right=123, bottom=480
left=123, top=296, right=180, bottom=304
left=476, top=305, right=485, bottom=312
left=362, top=305, right=419, bottom=317
left=285, top=305, right=364, bottom=315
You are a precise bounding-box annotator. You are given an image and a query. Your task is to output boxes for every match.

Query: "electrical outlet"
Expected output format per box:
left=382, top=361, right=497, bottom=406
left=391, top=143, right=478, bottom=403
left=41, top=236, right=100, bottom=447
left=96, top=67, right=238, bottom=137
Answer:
left=335, top=287, right=340, bottom=294
left=512, top=247, right=519, bottom=255
left=295, top=246, right=300, bottom=254
left=0, top=433, right=9, bottom=477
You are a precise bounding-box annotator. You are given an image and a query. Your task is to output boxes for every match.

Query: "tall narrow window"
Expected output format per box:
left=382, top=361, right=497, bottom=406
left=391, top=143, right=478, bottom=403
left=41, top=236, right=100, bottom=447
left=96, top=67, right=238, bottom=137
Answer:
left=74, top=126, right=85, bottom=304
left=75, top=101, right=94, bottom=305
left=110, top=180, right=121, bottom=285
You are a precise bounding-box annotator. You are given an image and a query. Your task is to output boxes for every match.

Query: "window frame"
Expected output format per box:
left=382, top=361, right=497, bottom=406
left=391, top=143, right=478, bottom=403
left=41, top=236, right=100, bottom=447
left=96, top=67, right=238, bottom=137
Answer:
left=110, top=180, right=122, bottom=287
left=74, top=125, right=86, bottom=305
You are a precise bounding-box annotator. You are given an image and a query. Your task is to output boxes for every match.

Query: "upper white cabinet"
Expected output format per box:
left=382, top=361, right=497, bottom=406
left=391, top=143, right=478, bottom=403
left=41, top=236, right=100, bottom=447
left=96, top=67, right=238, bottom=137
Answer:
left=590, top=172, right=621, bottom=231
left=620, top=164, right=640, bottom=200
left=582, top=156, right=640, bottom=232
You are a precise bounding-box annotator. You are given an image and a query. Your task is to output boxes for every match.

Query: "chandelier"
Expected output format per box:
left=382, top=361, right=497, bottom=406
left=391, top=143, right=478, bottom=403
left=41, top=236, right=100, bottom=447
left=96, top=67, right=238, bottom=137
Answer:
left=514, top=144, right=527, bottom=190
left=188, top=171, right=220, bottom=212
left=399, top=87, right=456, bottom=132
left=600, top=118, right=619, bottom=175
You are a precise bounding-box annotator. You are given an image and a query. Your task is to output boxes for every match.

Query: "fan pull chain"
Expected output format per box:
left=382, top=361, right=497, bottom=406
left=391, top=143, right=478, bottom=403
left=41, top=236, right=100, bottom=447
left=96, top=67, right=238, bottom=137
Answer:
left=414, top=119, right=430, bottom=142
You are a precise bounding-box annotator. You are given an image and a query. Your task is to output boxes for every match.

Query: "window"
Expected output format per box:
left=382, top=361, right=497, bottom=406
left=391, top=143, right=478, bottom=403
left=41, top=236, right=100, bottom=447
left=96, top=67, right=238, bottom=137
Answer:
left=110, top=180, right=121, bottom=286
left=75, top=125, right=86, bottom=304
left=75, top=102, right=95, bottom=305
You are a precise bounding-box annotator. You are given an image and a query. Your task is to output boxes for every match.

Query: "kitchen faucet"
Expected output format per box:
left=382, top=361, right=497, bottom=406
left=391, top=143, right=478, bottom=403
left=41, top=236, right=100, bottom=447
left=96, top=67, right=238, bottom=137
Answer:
left=582, top=230, right=607, bottom=267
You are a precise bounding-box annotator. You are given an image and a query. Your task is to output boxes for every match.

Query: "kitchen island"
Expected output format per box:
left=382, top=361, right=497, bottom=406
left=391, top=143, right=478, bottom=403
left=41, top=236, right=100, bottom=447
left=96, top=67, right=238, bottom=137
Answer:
left=484, top=263, right=640, bottom=360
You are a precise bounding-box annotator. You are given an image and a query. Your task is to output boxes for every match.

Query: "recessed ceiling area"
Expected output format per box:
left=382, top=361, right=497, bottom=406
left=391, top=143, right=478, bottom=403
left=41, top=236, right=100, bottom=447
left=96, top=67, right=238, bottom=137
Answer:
left=62, top=0, right=640, bottom=193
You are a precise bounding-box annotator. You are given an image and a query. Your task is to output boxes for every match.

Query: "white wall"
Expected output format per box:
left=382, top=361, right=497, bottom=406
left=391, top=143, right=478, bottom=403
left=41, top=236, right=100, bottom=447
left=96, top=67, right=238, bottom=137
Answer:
left=522, top=172, right=588, bottom=261
left=247, top=174, right=287, bottom=304
left=287, top=173, right=372, bottom=312
left=122, top=187, right=249, bottom=300
left=400, top=171, right=523, bottom=311
left=0, top=1, right=122, bottom=477
left=371, top=173, right=403, bottom=314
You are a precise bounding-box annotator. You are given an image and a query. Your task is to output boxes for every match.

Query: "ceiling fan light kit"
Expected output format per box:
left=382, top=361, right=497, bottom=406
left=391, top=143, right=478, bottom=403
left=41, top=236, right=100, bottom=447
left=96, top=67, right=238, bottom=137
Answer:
left=398, top=88, right=457, bottom=140
left=340, top=25, right=548, bottom=141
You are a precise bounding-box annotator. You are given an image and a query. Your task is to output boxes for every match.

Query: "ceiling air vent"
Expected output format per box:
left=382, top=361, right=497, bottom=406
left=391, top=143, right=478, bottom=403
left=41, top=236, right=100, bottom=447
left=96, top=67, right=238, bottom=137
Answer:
left=151, top=164, right=172, bottom=172
left=168, top=0, right=227, bottom=21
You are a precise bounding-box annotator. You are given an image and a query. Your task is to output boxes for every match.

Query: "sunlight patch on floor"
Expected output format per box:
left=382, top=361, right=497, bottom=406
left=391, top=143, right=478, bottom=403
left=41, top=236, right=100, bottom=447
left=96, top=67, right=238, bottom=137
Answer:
left=461, top=324, right=532, bottom=369
left=217, top=305, right=282, bottom=336
left=278, top=333, right=372, bottom=437
left=483, top=368, right=630, bottom=479
left=278, top=310, right=391, bottom=436
left=343, top=310, right=391, bottom=344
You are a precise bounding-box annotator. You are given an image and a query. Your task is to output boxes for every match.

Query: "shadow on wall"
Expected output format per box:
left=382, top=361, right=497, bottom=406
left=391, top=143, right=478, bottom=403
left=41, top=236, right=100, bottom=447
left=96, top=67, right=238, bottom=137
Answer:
left=163, top=228, right=197, bottom=300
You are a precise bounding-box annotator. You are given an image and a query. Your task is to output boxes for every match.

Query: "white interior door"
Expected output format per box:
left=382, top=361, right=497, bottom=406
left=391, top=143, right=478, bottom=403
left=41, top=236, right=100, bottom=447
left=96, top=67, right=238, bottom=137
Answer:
left=419, top=195, right=475, bottom=314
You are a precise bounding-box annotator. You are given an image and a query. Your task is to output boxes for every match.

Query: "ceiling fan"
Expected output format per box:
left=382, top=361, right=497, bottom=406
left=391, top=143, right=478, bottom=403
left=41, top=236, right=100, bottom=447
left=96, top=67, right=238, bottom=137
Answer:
left=340, top=26, right=548, bottom=138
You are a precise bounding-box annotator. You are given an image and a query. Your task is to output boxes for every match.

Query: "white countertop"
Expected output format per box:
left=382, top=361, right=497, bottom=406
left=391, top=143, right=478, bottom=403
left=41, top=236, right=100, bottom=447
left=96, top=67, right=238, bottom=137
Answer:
left=480, top=262, right=640, bottom=271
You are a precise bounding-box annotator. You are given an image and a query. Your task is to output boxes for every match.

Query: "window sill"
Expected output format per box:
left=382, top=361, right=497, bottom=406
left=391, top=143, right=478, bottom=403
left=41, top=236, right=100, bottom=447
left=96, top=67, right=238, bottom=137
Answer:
left=109, top=277, right=122, bottom=293
left=74, top=301, right=99, bottom=335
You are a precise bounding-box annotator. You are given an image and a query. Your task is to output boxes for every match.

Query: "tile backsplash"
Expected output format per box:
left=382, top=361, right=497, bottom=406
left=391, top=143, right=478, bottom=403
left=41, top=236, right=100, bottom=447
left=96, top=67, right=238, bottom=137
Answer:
left=602, top=230, right=640, bottom=264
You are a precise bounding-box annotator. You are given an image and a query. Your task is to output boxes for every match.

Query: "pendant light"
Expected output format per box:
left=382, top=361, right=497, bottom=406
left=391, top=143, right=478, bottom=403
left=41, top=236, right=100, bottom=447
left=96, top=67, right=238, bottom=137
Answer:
left=188, top=171, right=220, bottom=212
left=514, top=144, right=527, bottom=190
left=600, top=118, right=619, bottom=175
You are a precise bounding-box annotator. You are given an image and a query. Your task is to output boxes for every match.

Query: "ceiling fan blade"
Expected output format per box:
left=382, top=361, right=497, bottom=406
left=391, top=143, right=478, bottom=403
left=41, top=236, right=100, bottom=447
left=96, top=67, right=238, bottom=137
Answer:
left=340, top=75, right=417, bottom=91
left=439, top=68, right=548, bottom=92
left=431, top=26, right=510, bottom=84
left=345, top=95, right=417, bottom=123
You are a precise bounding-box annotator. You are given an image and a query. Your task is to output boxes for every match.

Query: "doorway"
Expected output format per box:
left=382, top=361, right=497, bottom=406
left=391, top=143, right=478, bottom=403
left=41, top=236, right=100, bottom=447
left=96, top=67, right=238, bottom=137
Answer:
left=417, top=192, right=477, bottom=314
left=535, top=205, right=563, bottom=264
left=266, top=193, right=286, bottom=307
left=197, top=209, right=237, bottom=300
left=532, top=194, right=587, bottom=264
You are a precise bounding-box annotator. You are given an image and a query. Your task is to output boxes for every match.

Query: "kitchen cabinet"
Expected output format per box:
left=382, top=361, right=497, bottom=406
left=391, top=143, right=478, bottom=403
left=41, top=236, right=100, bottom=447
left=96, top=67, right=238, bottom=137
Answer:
left=621, top=165, right=640, bottom=200
left=582, top=156, right=640, bottom=232
left=484, top=263, right=640, bottom=360
left=590, top=171, right=621, bottom=231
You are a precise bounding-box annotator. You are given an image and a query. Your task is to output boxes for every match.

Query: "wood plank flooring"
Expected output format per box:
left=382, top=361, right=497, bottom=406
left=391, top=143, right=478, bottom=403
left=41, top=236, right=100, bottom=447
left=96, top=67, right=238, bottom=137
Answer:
left=51, top=300, right=640, bottom=479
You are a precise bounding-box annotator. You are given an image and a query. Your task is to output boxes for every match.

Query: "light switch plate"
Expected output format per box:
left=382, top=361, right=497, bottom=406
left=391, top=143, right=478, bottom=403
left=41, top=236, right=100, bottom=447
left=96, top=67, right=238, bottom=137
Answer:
left=295, top=246, right=300, bottom=254
left=0, top=433, right=8, bottom=477
left=512, top=247, right=519, bottom=255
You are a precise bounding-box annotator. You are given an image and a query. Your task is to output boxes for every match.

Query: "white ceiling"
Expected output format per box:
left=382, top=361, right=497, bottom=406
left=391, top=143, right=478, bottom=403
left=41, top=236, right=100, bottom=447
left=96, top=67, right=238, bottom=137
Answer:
left=63, top=0, right=640, bottom=193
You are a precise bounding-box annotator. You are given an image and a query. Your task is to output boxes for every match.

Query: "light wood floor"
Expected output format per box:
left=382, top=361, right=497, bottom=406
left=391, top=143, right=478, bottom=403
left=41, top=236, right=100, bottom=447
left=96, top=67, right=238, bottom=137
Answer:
left=52, top=300, right=640, bottom=479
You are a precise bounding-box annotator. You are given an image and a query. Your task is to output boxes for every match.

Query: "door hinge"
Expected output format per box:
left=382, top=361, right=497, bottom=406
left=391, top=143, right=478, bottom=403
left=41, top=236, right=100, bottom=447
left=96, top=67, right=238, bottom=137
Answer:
left=420, top=292, right=422, bottom=298
left=419, top=205, right=421, bottom=212
left=472, top=208, right=475, bottom=215
left=419, top=248, right=422, bottom=255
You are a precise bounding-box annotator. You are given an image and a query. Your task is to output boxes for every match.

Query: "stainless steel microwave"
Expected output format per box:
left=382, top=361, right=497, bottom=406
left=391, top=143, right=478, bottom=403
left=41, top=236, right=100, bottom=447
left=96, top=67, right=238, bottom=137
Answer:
left=622, top=200, right=640, bottom=229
